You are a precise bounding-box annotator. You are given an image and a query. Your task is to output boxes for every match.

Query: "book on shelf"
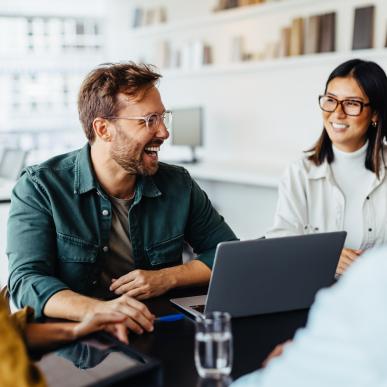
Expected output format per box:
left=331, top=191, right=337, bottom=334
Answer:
left=289, top=17, right=304, bottom=56
left=304, top=14, right=320, bottom=54
left=144, top=9, right=156, bottom=26
left=279, top=26, right=291, bottom=57
left=155, top=40, right=171, bottom=68
left=230, top=36, right=245, bottom=62
left=157, top=7, right=167, bottom=23
left=263, top=41, right=280, bottom=60
left=238, top=0, right=265, bottom=6
left=203, top=44, right=213, bottom=65
left=352, top=5, right=374, bottom=50
left=132, top=7, right=144, bottom=28
left=318, top=12, right=336, bottom=53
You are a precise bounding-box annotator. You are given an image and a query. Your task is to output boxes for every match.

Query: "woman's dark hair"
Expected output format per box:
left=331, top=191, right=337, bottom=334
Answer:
left=307, top=59, right=387, bottom=178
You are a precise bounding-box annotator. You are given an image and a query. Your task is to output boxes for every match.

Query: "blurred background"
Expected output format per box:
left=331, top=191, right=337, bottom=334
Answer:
left=1, top=0, right=386, bottom=285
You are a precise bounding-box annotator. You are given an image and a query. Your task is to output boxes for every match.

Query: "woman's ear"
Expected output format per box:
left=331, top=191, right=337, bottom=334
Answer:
left=93, top=117, right=112, bottom=141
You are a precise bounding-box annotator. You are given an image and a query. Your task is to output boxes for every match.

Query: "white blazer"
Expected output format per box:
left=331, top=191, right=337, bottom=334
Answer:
left=266, top=149, right=387, bottom=250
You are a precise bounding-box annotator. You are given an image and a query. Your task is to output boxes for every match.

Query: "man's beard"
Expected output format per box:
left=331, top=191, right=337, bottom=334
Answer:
left=110, top=138, right=159, bottom=176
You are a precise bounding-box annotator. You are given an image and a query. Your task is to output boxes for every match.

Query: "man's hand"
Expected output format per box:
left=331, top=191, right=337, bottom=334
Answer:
left=24, top=312, right=131, bottom=349
left=110, top=269, right=173, bottom=300
left=72, top=312, right=129, bottom=344
left=336, top=248, right=363, bottom=275
left=262, top=340, right=292, bottom=367
left=91, top=294, right=155, bottom=334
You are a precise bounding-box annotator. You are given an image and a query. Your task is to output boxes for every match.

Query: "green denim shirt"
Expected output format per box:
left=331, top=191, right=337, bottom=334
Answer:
left=7, top=145, right=237, bottom=318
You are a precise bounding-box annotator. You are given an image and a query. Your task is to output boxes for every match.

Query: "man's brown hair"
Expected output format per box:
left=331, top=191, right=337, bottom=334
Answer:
left=78, top=62, right=162, bottom=144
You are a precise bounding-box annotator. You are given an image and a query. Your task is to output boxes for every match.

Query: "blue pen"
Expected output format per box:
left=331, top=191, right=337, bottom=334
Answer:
left=156, top=313, right=185, bottom=322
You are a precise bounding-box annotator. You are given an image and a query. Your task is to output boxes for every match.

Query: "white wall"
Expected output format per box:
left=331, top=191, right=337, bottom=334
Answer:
left=107, top=0, right=387, bottom=167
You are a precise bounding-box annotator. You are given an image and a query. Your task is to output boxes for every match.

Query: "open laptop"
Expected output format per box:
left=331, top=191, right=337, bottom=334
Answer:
left=171, top=232, right=346, bottom=318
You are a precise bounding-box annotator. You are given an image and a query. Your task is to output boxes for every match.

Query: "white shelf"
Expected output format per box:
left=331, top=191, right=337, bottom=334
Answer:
left=129, top=0, right=320, bottom=38
left=157, top=49, right=387, bottom=78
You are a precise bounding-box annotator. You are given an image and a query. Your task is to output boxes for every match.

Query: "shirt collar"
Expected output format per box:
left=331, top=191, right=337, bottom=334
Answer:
left=306, top=157, right=331, bottom=180
left=136, top=175, right=162, bottom=199
left=74, top=144, right=98, bottom=194
left=74, top=144, right=162, bottom=198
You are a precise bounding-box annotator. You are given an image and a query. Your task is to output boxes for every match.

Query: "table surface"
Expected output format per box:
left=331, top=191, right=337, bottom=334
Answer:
left=129, top=287, right=309, bottom=387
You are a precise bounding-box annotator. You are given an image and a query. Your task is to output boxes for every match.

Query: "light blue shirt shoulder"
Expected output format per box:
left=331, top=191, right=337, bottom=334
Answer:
left=232, top=246, right=387, bottom=387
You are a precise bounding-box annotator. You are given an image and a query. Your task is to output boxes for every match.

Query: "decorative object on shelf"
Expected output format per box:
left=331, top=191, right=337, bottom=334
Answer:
left=352, top=5, right=375, bottom=50
left=132, top=6, right=167, bottom=28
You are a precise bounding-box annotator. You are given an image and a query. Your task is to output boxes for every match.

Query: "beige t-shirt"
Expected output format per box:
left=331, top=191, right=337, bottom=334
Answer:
left=99, top=195, right=135, bottom=296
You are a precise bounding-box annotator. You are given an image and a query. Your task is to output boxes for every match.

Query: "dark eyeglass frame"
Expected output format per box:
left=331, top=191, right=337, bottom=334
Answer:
left=103, top=110, right=172, bottom=131
left=318, top=95, right=371, bottom=117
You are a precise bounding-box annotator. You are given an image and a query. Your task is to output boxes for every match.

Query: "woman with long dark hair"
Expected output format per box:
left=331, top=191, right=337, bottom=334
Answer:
left=266, top=59, right=387, bottom=275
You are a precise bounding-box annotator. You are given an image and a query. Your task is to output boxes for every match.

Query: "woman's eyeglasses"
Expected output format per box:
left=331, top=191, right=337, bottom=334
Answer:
left=318, top=95, right=370, bottom=116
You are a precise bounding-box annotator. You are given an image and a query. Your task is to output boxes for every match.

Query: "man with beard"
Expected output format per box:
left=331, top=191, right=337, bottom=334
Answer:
left=7, top=62, right=236, bottom=333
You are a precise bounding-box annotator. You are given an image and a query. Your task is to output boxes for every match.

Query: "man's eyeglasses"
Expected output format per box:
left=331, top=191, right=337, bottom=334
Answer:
left=318, top=95, right=370, bottom=117
left=104, top=110, right=172, bottom=131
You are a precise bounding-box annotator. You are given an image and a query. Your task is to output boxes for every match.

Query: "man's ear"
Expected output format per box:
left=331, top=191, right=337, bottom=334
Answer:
left=93, top=117, right=112, bottom=142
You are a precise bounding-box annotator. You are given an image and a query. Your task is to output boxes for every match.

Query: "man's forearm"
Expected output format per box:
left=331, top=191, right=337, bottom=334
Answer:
left=43, top=289, right=101, bottom=321
left=161, top=260, right=211, bottom=289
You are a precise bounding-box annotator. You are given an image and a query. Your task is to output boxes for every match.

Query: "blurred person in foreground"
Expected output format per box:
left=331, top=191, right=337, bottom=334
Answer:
left=0, top=288, right=129, bottom=387
left=232, top=244, right=387, bottom=387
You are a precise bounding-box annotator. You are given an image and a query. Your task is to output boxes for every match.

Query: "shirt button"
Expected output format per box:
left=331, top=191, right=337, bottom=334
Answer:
left=102, top=209, right=109, bottom=216
left=366, top=196, right=370, bottom=200
left=103, top=246, right=109, bottom=252
left=368, top=228, right=372, bottom=232
left=92, top=280, right=97, bottom=285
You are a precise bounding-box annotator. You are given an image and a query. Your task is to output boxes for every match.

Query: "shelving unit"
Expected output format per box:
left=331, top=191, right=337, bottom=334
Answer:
left=123, top=0, right=387, bottom=71
left=129, top=0, right=314, bottom=39
left=106, top=0, right=387, bottom=238
left=113, top=0, right=387, bottom=163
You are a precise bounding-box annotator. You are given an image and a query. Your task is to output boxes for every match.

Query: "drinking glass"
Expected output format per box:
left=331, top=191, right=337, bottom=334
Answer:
left=194, top=311, right=233, bottom=378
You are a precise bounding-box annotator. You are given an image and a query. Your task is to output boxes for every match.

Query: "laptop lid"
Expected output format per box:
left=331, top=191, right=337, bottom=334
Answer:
left=203, top=231, right=346, bottom=317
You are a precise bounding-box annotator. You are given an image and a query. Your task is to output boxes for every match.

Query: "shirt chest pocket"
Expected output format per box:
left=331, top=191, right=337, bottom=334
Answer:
left=56, top=233, right=99, bottom=263
left=145, top=234, right=184, bottom=267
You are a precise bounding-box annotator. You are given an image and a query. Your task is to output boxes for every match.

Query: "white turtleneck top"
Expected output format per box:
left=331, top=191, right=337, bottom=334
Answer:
left=330, top=142, right=375, bottom=249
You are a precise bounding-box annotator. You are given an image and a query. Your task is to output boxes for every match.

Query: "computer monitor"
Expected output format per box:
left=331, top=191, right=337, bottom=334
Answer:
left=171, top=107, right=203, bottom=163
left=0, top=148, right=27, bottom=180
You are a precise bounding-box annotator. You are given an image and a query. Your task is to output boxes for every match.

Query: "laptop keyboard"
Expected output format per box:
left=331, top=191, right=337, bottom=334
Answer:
left=191, top=304, right=205, bottom=314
